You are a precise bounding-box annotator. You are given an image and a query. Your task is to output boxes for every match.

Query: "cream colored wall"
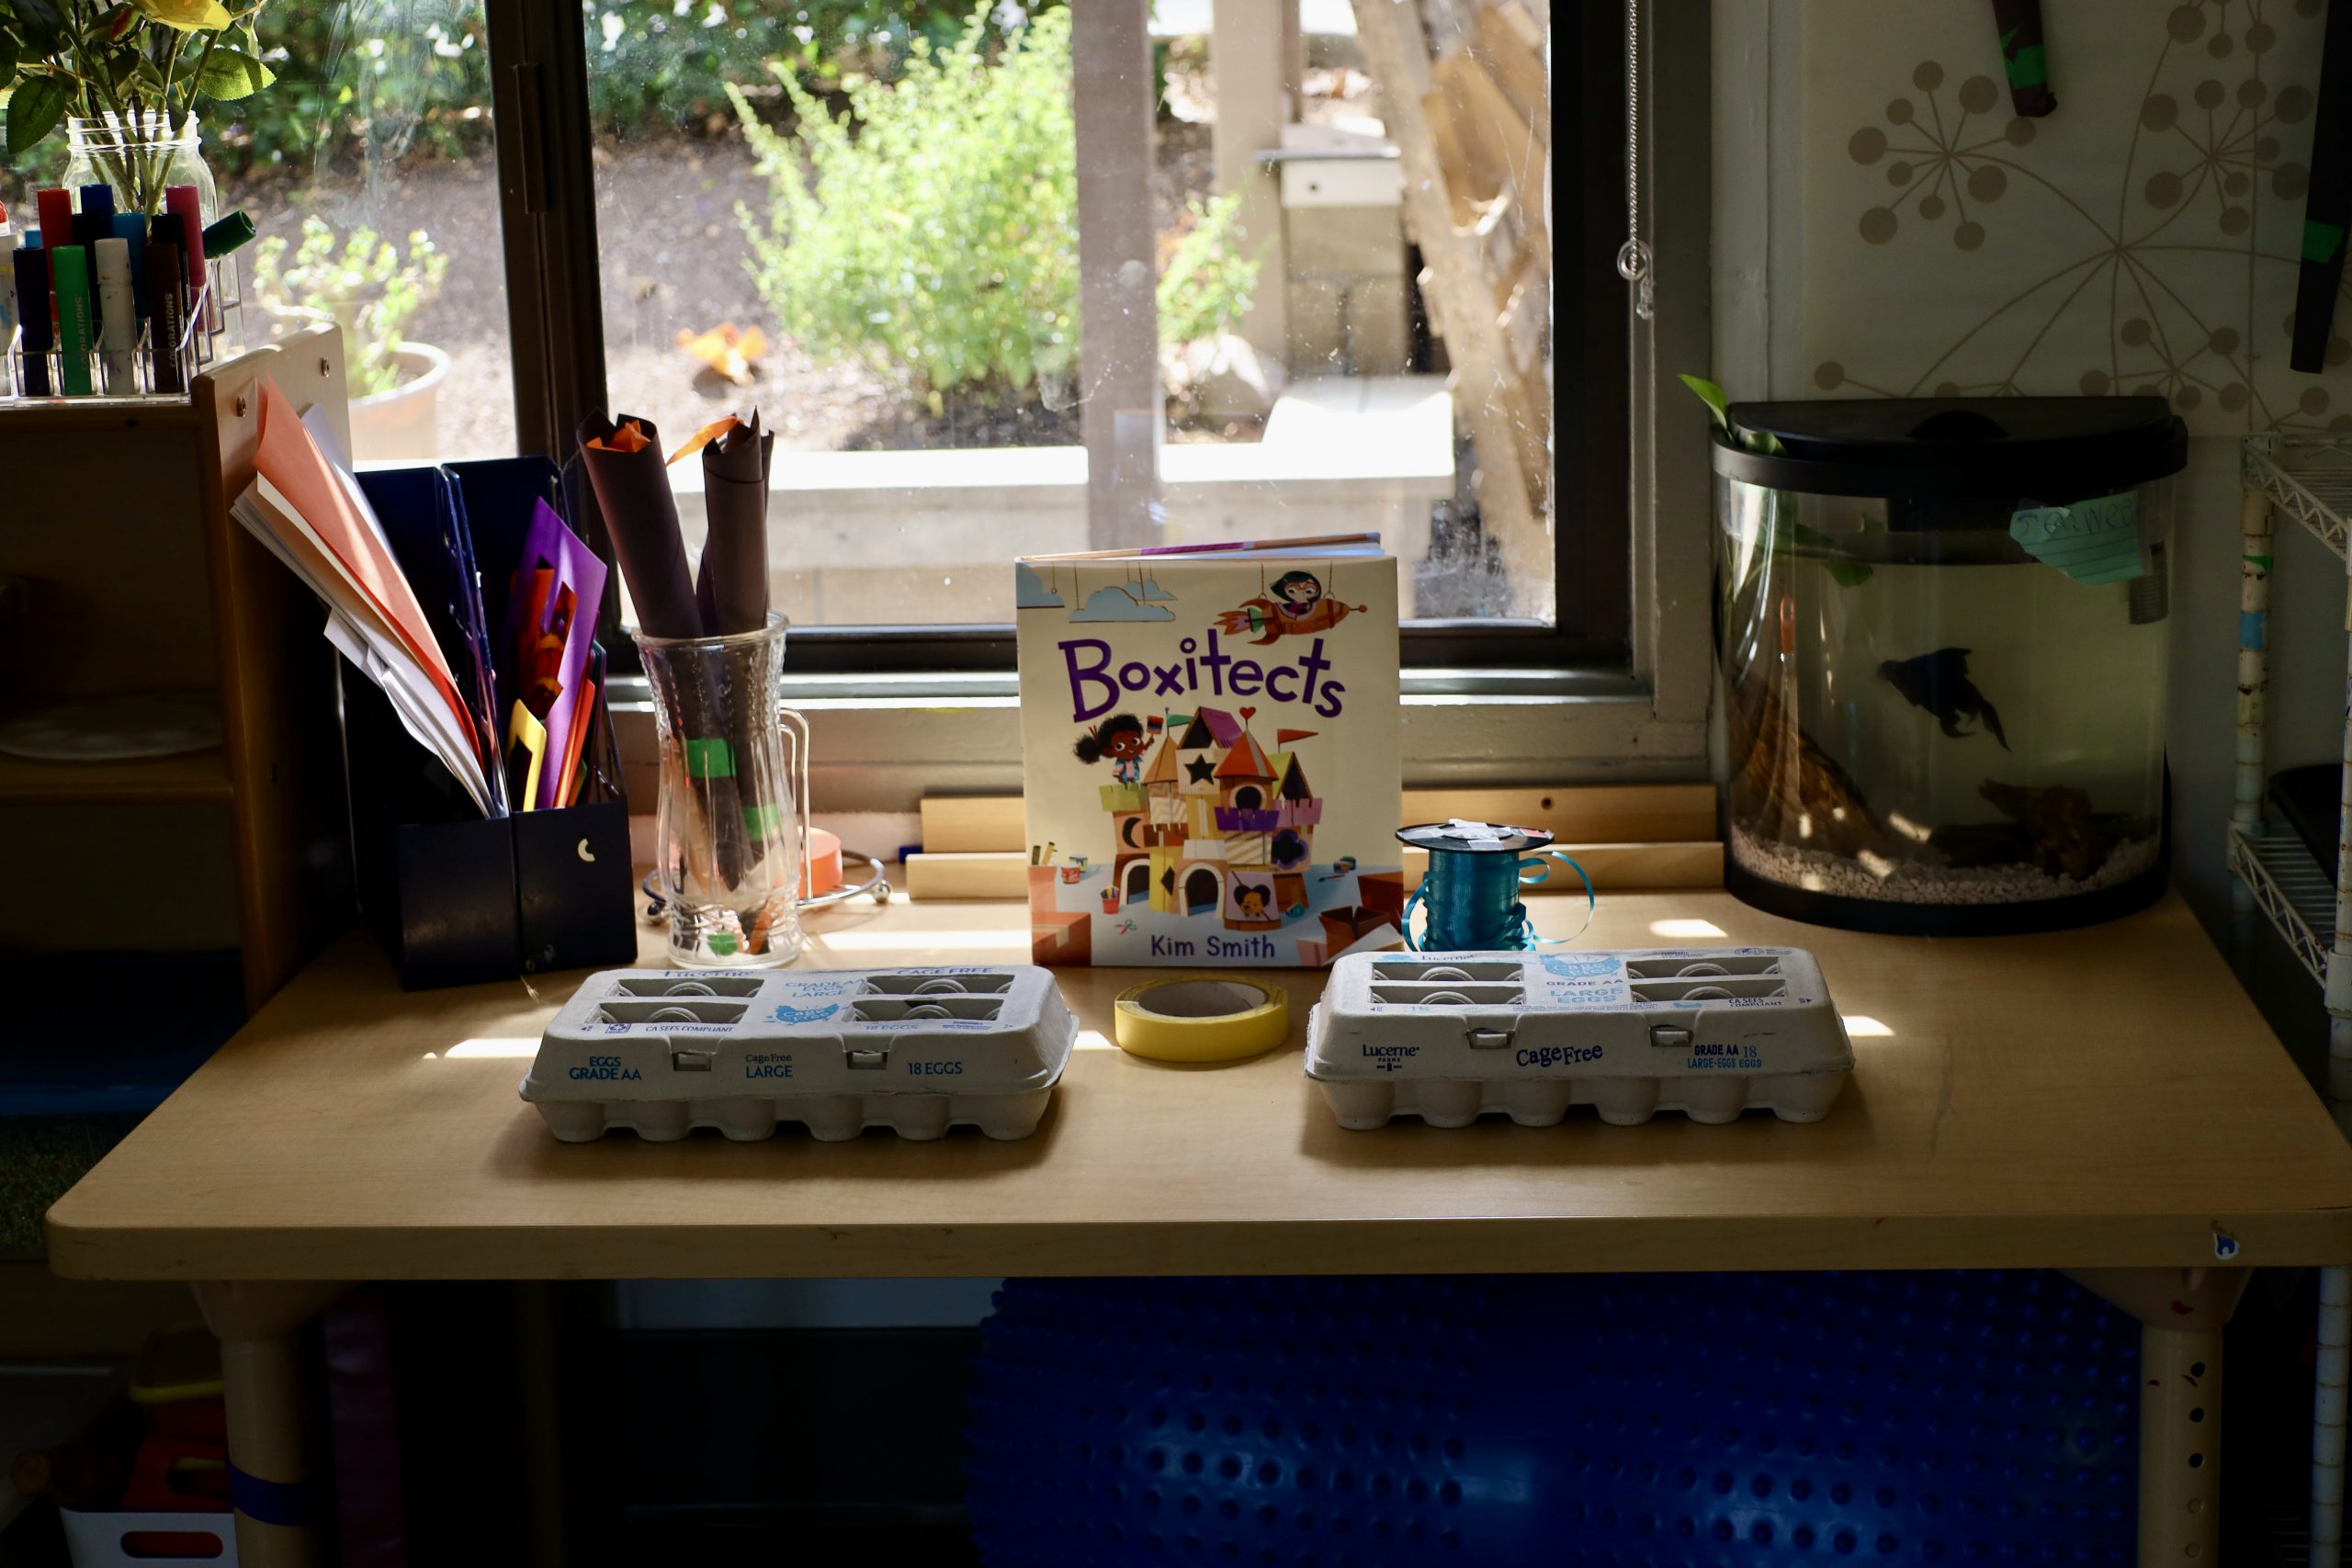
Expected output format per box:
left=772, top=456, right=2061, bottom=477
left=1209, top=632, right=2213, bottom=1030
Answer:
left=1712, top=0, right=2344, bottom=1049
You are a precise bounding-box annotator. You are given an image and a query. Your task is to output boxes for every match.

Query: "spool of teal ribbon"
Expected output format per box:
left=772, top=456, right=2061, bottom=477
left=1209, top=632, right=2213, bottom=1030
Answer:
left=1396, top=820, right=1595, bottom=952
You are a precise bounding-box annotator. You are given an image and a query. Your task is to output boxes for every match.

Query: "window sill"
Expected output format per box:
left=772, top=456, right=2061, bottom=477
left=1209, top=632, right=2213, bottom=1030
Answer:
left=607, top=669, right=1710, bottom=810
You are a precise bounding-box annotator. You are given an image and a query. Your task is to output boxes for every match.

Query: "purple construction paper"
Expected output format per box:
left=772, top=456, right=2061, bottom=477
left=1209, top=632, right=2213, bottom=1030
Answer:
left=499, top=498, right=608, bottom=810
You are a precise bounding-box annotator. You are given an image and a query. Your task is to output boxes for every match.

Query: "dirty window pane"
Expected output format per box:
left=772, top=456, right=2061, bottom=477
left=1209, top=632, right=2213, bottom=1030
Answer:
left=254, top=1, right=514, bottom=461
left=585, top=0, right=1553, bottom=630
left=0, top=1, right=516, bottom=463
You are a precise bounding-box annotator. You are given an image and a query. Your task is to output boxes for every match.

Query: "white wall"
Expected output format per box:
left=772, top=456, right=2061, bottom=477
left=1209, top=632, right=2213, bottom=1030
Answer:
left=1713, top=0, right=2348, bottom=1059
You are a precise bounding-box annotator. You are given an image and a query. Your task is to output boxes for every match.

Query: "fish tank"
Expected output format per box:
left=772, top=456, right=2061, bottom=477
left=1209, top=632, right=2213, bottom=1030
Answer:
left=1713, top=397, right=2186, bottom=934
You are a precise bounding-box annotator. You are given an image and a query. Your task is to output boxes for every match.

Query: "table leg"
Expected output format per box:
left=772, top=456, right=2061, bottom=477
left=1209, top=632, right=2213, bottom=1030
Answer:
left=2063, top=1267, right=2250, bottom=1568
left=2137, top=1319, right=2223, bottom=1562
left=191, top=1280, right=345, bottom=1568
left=2317, top=1265, right=2349, bottom=1568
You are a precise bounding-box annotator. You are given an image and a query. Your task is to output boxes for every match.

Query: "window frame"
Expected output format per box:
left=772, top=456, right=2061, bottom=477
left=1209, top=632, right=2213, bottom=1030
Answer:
left=484, top=0, right=1713, bottom=806
left=482, top=0, right=1615, bottom=674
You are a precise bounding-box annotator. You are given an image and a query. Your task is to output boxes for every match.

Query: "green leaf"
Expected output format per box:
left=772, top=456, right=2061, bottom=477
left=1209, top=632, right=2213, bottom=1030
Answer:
left=6, top=73, right=67, bottom=155
left=9, top=0, right=62, bottom=51
left=0, top=35, right=22, bottom=78
left=191, top=44, right=275, bottom=100
left=1678, top=372, right=1732, bottom=431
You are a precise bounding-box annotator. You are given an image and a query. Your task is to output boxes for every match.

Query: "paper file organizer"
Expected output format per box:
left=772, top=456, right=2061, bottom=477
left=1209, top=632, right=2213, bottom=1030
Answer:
left=344, top=456, right=636, bottom=989
left=1305, top=948, right=1855, bottom=1128
left=522, top=966, right=1078, bottom=1142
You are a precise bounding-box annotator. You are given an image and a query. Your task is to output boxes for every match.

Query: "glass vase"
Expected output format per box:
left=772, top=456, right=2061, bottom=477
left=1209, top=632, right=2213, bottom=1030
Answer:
left=637, top=613, right=804, bottom=967
left=60, top=112, right=215, bottom=222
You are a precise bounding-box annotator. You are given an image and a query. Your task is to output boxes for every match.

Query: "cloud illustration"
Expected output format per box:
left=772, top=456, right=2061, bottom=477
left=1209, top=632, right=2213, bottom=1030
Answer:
left=1136, top=575, right=1176, bottom=602
left=1069, top=585, right=1174, bottom=622
left=1014, top=563, right=1065, bottom=608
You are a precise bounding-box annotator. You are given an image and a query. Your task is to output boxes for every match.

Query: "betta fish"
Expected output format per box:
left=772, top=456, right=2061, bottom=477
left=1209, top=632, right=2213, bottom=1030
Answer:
left=1879, top=647, right=2009, bottom=749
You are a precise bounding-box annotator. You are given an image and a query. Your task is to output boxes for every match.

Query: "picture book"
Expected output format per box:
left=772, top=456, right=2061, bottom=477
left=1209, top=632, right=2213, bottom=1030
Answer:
left=1015, top=539, right=1405, bottom=966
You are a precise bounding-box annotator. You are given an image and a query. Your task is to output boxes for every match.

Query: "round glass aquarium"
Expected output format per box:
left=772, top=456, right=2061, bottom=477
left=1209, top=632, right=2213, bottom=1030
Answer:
left=1713, top=397, right=2186, bottom=935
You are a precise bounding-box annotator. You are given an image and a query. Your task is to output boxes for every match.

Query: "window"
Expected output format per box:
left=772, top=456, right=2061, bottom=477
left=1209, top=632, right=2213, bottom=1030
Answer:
left=4, top=2, right=1596, bottom=666
left=565, top=2, right=1584, bottom=667
left=0, top=0, right=518, bottom=461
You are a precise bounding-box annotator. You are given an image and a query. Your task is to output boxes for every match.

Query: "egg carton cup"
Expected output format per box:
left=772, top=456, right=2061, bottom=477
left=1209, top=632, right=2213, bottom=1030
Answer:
left=1305, top=948, right=1854, bottom=1129
left=523, top=966, right=1078, bottom=1143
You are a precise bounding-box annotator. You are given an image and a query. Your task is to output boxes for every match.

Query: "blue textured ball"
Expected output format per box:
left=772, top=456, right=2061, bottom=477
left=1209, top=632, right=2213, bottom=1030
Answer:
left=966, top=1271, right=2137, bottom=1566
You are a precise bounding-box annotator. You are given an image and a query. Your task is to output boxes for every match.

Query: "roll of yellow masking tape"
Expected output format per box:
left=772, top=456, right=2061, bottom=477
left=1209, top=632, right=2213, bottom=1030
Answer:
left=1112, top=975, right=1291, bottom=1063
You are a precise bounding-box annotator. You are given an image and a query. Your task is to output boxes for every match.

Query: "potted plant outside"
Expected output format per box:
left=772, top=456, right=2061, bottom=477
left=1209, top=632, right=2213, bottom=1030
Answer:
left=249, top=216, right=450, bottom=460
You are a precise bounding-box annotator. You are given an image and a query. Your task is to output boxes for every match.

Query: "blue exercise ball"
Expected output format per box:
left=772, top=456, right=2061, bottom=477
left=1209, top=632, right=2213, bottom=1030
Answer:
left=966, top=1271, right=2137, bottom=1566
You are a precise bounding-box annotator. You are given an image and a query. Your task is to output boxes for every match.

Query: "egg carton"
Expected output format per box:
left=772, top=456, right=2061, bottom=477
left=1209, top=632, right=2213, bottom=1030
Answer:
left=1305, top=948, right=1853, bottom=1129
left=522, top=966, right=1077, bottom=1142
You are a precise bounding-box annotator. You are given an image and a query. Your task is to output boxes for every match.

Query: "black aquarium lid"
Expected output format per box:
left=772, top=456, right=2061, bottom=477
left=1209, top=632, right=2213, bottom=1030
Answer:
left=1712, top=396, right=2187, bottom=499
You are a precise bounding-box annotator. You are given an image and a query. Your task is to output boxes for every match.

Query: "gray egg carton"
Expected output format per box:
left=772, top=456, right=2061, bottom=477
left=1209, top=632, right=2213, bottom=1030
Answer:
left=522, top=966, right=1077, bottom=1143
left=1305, top=948, right=1853, bottom=1129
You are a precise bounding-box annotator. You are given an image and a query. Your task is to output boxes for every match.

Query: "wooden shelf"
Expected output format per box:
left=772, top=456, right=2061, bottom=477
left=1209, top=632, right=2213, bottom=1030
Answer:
left=0, top=748, right=232, bottom=806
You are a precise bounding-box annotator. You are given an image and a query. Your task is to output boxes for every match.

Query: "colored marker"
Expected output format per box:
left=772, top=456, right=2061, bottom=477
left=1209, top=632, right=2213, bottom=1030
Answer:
left=147, top=215, right=190, bottom=314
left=0, top=230, right=18, bottom=362
left=74, top=185, right=114, bottom=335
left=201, top=209, right=255, bottom=258
left=111, top=212, right=151, bottom=324
left=148, top=236, right=187, bottom=394
left=34, top=189, right=74, bottom=278
left=95, top=238, right=135, bottom=391
left=14, top=247, right=51, bottom=396
left=49, top=243, right=93, bottom=395
left=164, top=186, right=212, bottom=331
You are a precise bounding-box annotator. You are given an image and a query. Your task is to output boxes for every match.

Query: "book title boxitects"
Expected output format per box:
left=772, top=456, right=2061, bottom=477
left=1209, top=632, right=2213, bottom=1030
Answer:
left=1015, top=542, right=1405, bottom=967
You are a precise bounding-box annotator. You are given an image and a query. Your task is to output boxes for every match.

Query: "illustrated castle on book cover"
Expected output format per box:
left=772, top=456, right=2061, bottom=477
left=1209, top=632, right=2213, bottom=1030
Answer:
left=1016, top=547, right=1405, bottom=967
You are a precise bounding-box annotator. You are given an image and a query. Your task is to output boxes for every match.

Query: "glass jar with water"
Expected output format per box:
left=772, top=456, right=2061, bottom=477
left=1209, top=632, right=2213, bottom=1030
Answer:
left=1713, top=397, right=2186, bottom=934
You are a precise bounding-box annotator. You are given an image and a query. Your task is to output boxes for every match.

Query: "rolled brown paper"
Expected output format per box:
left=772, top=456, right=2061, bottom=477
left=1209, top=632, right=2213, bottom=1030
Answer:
left=582, top=412, right=754, bottom=887
left=695, top=410, right=775, bottom=637
left=578, top=413, right=702, bottom=639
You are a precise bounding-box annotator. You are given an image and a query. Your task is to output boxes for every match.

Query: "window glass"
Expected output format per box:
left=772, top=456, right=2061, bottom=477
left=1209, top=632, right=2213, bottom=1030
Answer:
left=240, top=0, right=518, bottom=462
left=0, top=0, right=519, bottom=463
left=582, top=1, right=1554, bottom=630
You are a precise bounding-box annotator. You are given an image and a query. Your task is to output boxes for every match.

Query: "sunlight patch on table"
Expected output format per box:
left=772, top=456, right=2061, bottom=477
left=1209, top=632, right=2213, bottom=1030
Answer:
left=1648, top=918, right=1727, bottom=940
left=436, top=1037, right=540, bottom=1060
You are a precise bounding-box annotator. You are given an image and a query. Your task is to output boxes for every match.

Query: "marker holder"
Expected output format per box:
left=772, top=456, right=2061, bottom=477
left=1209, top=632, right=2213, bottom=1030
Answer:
left=2, top=258, right=239, bottom=403
left=342, top=457, right=639, bottom=990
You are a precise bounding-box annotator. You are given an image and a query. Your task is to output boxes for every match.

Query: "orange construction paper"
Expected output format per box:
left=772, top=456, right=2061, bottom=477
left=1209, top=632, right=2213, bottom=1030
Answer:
left=666, top=414, right=742, bottom=467
left=251, top=379, right=477, bottom=754
left=589, top=419, right=651, bottom=455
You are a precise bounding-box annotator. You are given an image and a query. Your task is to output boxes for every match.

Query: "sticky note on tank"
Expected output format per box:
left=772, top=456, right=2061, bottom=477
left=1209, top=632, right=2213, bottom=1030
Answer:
left=2008, top=492, right=2144, bottom=584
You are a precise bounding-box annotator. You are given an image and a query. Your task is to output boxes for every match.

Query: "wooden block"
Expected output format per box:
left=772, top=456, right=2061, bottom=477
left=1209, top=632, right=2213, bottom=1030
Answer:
left=1541, top=841, right=1724, bottom=892
left=905, top=838, right=1721, bottom=903
left=1399, top=840, right=1723, bottom=894
left=1398, top=784, right=1717, bottom=844
left=913, top=786, right=1719, bottom=863
left=922, top=795, right=1027, bottom=853
left=905, top=851, right=1028, bottom=899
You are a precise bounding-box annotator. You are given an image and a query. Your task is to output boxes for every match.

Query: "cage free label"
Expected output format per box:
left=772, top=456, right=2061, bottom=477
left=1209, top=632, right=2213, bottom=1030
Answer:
left=2008, top=492, right=2143, bottom=584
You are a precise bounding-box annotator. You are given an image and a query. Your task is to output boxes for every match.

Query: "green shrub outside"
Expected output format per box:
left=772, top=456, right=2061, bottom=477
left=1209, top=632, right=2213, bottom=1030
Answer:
left=219, top=1, right=990, bottom=177
left=732, top=4, right=1258, bottom=401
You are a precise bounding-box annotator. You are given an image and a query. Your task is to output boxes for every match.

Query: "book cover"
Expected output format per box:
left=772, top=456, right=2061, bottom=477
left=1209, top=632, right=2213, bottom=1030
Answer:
left=1015, top=542, right=1405, bottom=966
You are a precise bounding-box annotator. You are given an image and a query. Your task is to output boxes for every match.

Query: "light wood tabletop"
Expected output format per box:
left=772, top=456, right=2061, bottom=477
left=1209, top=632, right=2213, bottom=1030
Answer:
left=47, top=887, right=2352, bottom=1282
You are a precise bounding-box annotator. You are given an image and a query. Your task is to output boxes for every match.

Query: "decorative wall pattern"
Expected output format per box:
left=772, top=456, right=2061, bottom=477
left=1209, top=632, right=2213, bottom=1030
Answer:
left=1799, top=0, right=2352, bottom=434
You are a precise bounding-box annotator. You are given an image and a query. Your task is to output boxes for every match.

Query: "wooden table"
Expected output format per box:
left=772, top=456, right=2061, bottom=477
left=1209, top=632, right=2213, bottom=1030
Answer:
left=48, top=889, right=2352, bottom=1566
